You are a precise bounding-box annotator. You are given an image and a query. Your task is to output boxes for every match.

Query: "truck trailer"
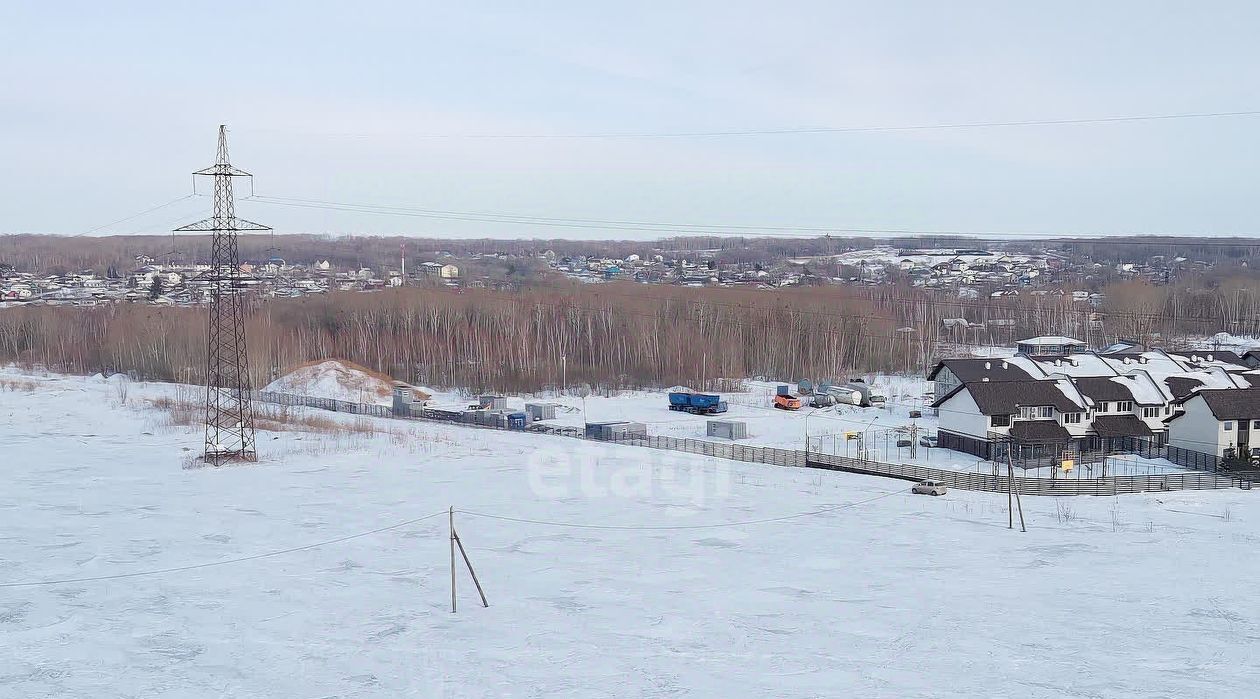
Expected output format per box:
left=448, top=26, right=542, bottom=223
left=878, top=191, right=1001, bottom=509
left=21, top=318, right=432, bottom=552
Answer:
left=668, top=391, right=729, bottom=415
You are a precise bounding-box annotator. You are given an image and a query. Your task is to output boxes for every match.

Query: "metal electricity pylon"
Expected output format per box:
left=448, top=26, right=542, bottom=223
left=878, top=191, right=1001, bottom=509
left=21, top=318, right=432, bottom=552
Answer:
left=177, top=125, right=270, bottom=465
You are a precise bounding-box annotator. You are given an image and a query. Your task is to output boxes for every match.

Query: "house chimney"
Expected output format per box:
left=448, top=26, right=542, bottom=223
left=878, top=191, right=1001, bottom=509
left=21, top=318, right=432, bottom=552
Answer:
left=1002, top=361, right=1009, bottom=369
left=984, top=361, right=991, bottom=370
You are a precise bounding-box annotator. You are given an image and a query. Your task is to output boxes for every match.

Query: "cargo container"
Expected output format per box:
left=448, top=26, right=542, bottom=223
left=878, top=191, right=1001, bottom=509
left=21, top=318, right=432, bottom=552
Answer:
left=478, top=395, right=508, bottom=410
left=524, top=402, right=557, bottom=421
left=585, top=421, right=648, bottom=440
left=707, top=420, right=748, bottom=440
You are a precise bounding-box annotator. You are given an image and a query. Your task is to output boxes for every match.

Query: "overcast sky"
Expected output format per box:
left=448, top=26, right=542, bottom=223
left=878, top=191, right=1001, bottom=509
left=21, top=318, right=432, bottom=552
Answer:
left=3, top=1, right=1259, bottom=239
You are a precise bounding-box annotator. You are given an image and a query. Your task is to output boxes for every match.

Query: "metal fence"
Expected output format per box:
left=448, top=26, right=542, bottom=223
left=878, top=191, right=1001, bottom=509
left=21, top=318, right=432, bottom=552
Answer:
left=1167, top=445, right=1225, bottom=472
left=807, top=452, right=1247, bottom=496
left=255, top=391, right=393, bottom=418
left=592, top=433, right=805, bottom=468
left=253, top=391, right=1249, bottom=495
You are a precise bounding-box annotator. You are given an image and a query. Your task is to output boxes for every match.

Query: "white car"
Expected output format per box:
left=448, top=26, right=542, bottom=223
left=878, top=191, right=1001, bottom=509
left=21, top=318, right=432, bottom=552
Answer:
left=912, top=479, right=947, bottom=496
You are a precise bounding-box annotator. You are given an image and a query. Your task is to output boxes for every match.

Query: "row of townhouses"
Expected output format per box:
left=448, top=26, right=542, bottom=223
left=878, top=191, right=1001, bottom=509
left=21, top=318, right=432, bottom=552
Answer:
left=930, top=336, right=1260, bottom=468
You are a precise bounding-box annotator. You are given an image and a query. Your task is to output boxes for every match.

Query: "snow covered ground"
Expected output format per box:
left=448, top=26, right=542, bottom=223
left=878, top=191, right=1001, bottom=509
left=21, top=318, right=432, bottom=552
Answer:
left=1, top=368, right=1257, bottom=697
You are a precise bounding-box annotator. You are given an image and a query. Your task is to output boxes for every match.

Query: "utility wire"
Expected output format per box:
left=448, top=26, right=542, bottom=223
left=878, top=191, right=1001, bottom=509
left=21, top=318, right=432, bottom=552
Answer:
left=249, top=109, right=1260, bottom=139
left=0, top=510, right=448, bottom=589
left=455, top=488, right=906, bottom=531
left=246, top=194, right=1260, bottom=243
left=77, top=194, right=197, bottom=237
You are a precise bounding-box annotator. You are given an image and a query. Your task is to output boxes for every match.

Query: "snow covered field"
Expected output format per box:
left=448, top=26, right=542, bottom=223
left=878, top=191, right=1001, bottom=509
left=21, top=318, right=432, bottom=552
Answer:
left=2, top=369, right=1257, bottom=697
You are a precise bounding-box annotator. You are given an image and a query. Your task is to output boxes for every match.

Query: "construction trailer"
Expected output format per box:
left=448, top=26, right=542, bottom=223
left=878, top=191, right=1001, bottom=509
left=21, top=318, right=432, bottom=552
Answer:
left=585, top=421, right=648, bottom=440
left=707, top=419, right=748, bottom=440
left=478, top=395, right=509, bottom=410
left=524, top=402, right=557, bottom=421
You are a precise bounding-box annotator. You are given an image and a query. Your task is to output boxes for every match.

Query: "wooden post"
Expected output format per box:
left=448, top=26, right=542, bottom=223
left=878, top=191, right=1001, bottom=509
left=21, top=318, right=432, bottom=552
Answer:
left=450, top=506, right=456, bottom=613
left=1007, top=452, right=1014, bottom=530
left=1006, top=448, right=1026, bottom=533
left=454, top=531, right=489, bottom=608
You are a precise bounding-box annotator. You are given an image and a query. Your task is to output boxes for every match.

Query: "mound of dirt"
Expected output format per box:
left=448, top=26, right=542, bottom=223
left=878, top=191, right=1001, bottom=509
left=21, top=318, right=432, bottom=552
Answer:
left=264, top=359, right=406, bottom=406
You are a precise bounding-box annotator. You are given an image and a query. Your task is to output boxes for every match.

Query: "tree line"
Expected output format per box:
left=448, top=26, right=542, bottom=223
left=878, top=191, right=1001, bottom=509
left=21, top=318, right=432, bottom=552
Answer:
left=5, top=280, right=1260, bottom=393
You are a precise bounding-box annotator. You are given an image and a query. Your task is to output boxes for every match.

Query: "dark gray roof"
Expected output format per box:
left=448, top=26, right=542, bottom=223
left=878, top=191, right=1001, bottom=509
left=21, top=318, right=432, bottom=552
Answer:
left=955, top=380, right=1081, bottom=415
left=927, top=358, right=1036, bottom=384
left=1073, top=377, right=1135, bottom=403
left=1009, top=420, right=1071, bottom=442
left=1091, top=414, right=1154, bottom=438
left=1181, top=350, right=1248, bottom=367
left=1164, top=376, right=1205, bottom=399
left=1187, top=388, right=1260, bottom=421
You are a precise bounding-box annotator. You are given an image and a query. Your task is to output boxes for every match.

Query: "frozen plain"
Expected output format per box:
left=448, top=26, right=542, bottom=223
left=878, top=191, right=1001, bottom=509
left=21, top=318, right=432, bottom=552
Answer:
left=1, top=369, right=1258, bottom=698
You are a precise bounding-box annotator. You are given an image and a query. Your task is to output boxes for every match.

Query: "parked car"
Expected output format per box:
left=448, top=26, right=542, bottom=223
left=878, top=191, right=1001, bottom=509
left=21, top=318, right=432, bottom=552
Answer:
left=912, top=479, right=947, bottom=496
left=919, top=435, right=938, bottom=448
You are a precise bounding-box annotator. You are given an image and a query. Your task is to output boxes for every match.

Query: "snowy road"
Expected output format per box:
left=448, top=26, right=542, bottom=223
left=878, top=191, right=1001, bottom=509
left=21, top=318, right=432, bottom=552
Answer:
left=1, top=370, right=1257, bottom=697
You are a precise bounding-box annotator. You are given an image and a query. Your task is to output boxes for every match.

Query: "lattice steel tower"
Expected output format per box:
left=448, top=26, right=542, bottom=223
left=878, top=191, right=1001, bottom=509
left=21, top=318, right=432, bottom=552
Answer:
left=177, top=125, right=270, bottom=465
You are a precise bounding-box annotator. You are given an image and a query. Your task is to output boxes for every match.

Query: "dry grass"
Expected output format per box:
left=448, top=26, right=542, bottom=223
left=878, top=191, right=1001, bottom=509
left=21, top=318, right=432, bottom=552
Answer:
left=146, top=387, right=393, bottom=439
left=0, top=378, right=40, bottom=392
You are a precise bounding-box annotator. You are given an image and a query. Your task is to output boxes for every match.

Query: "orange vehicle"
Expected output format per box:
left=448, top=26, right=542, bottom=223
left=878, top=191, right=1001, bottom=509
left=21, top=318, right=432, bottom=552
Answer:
left=773, top=394, right=802, bottom=410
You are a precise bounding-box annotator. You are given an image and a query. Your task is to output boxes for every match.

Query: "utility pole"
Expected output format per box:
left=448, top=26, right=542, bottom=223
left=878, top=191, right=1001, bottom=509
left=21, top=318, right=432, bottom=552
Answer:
left=449, top=507, right=488, bottom=613
left=177, top=125, right=269, bottom=465
left=1004, top=445, right=1027, bottom=532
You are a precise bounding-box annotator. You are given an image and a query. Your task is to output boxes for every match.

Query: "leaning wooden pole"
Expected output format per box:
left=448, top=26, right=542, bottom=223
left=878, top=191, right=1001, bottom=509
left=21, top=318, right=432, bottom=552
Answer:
left=454, top=530, right=489, bottom=608
left=1006, top=447, right=1027, bottom=533
left=450, top=506, right=457, bottom=613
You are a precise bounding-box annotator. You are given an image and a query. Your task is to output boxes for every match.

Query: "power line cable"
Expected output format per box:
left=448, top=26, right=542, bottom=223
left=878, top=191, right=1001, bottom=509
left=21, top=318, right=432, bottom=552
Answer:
left=245, top=193, right=1260, bottom=243
left=0, top=509, right=448, bottom=589
left=455, top=488, right=905, bottom=531
left=77, top=194, right=197, bottom=237
left=247, top=109, right=1260, bottom=139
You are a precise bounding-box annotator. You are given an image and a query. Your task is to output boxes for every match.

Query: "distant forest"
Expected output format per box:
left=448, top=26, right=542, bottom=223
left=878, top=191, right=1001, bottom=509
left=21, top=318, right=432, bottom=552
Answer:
left=5, top=279, right=1260, bottom=393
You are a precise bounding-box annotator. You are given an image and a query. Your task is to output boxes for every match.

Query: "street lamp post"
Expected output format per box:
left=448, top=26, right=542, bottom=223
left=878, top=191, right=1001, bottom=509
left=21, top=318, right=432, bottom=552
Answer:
left=860, top=415, right=880, bottom=462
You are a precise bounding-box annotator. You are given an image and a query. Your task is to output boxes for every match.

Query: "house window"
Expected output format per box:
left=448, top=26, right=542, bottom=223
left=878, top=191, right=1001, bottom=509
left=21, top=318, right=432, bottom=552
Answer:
left=1063, top=412, right=1082, bottom=424
left=990, top=414, right=1011, bottom=427
left=1165, top=406, right=1171, bottom=416
left=1143, top=407, right=1160, bottom=418
left=1118, top=401, right=1134, bottom=412
left=1253, top=420, right=1260, bottom=430
left=1041, top=406, right=1053, bottom=419
left=1224, top=421, right=1234, bottom=431
left=1097, top=402, right=1110, bottom=413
